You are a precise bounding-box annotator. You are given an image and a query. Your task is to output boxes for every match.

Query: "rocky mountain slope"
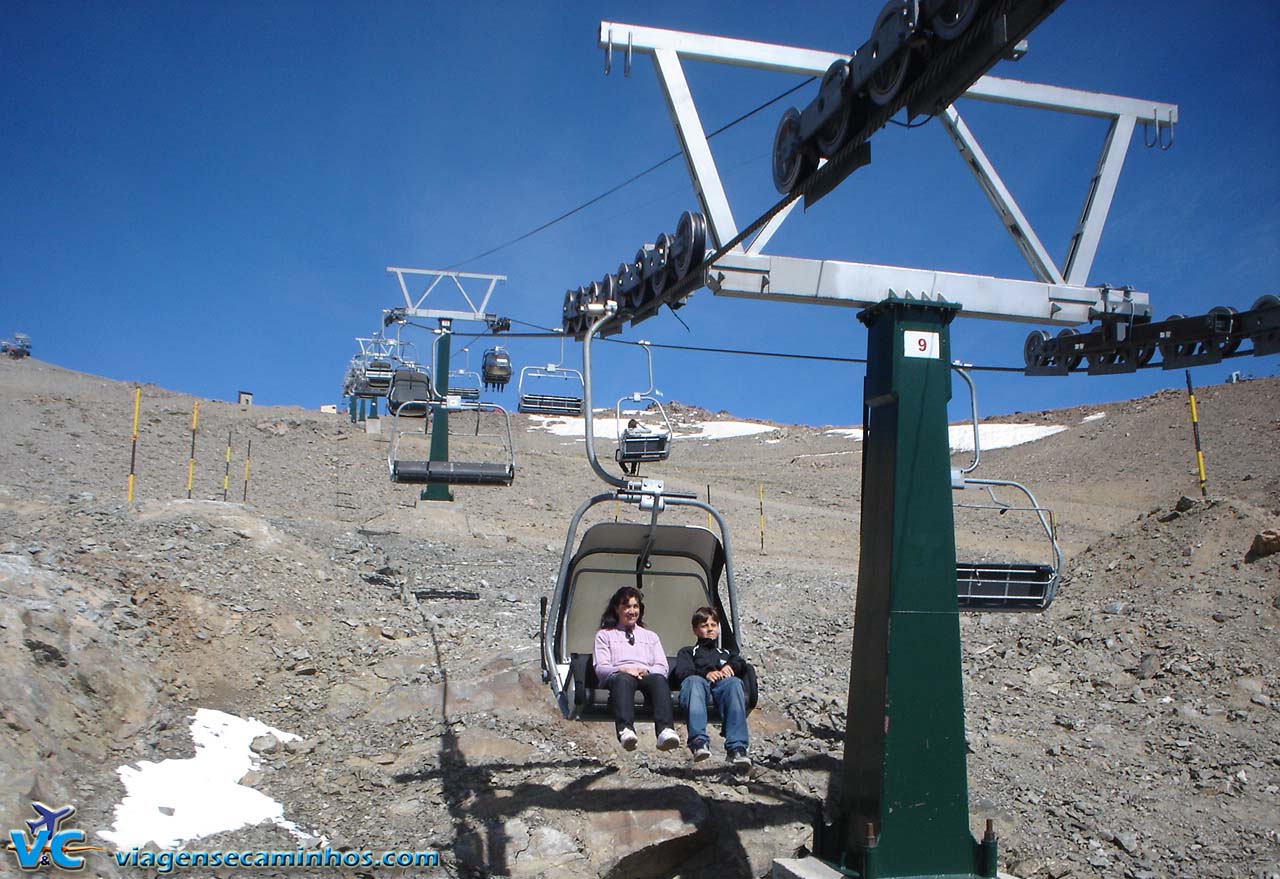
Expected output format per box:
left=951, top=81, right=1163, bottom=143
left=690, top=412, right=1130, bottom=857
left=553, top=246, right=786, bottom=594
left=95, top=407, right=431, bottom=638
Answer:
left=1, top=356, right=1276, bottom=878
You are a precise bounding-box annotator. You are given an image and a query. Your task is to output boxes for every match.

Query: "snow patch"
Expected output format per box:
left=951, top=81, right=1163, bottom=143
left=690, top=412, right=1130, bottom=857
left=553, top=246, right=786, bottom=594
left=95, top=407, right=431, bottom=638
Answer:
left=825, top=423, right=1065, bottom=450
left=1082, top=412, right=1106, bottom=423
left=101, top=709, right=303, bottom=849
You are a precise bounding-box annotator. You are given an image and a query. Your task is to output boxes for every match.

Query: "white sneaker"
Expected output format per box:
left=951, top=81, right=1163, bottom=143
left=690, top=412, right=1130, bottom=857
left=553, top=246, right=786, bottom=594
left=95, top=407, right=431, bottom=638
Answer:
left=619, top=728, right=638, bottom=751
left=692, top=743, right=711, bottom=763
left=656, top=728, right=681, bottom=751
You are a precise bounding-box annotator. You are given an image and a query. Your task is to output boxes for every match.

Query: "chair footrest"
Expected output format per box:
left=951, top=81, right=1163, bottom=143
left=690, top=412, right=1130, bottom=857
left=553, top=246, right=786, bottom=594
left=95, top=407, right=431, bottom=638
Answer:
left=956, top=562, right=1055, bottom=611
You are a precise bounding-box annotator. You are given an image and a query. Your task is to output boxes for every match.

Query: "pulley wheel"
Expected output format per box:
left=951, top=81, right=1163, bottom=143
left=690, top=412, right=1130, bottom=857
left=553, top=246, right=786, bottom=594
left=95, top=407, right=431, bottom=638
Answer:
left=931, top=0, right=978, bottom=40
left=1086, top=350, right=1118, bottom=369
left=1162, top=314, right=1198, bottom=359
left=671, top=210, right=707, bottom=280
left=1135, top=343, right=1157, bottom=366
left=867, top=3, right=912, bottom=107
left=815, top=60, right=852, bottom=157
left=772, top=107, right=814, bottom=195
left=1056, top=328, right=1082, bottom=371
left=1023, top=330, right=1050, bottom=369
left=600, top=272, right=619, bottom=309
left=648, top=233, right=672, bottom=300
left=1209, top=305, right=1241, bottom=355
left=1252, top=294, right=1279, bottom=311
left=631, top=248, right=652, bottom=309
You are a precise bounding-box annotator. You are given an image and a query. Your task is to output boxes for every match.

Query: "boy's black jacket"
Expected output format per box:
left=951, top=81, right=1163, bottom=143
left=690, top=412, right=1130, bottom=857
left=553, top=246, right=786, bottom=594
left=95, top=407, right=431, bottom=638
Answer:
left=669, top=638, right=750, bottom=686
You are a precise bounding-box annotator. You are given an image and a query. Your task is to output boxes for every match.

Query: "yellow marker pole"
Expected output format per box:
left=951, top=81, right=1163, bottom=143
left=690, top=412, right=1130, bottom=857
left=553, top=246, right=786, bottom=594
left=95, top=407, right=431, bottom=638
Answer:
left=223, top=429, right=232, bottom=501
left=127, top=387, right=141, bottom=503
left=758, top=481, right=766, bottom=554
left=1184, top=371, right=1208, bottom=496
left=243, top=439, right=252, bottom=503
left=706, top=484, right=713, bottom=530
left=186, top=402, right=200, bottom=499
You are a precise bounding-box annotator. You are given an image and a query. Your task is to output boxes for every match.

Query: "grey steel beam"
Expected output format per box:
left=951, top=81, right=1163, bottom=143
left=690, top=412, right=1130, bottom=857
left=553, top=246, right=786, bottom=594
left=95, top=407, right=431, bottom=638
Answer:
left=940, top=107, right=1064, bottom=286
left=1063, top=114, right=1137, bottom=287
left=707, top=251, right=1147, bottom=326
left=651, top=48, right=738, bottom=249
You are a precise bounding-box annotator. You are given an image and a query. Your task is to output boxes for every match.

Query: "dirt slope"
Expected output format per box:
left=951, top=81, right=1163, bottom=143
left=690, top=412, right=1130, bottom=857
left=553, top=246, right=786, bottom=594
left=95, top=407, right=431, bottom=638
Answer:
left=0, top=356, right=1276, bottom=878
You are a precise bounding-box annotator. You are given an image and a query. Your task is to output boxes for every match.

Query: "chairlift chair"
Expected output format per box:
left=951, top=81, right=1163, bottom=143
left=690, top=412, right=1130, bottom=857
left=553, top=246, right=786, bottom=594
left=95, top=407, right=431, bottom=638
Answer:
left=542, top=498, right=754, bottom=721
left=482, top=347, right=513, bottom=392
left=541, top=302, right=753, bottom=721
left=387, top=368, right=434, bottom=417
left=363, top=358, right=395, bottom=393
left=447, top=368, right=482, bottom=403
left=614, top=341, right=673, bottom=470
left=387, top=398, right=515, bottom=487
left=950, top=365, right=1063, bottom=611
left=517, top=364, right=585, bottom=416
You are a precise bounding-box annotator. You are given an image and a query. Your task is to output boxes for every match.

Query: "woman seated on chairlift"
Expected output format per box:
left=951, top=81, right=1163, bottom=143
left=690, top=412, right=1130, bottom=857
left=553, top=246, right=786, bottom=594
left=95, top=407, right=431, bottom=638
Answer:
left=592, top=586, right=681, bottom=752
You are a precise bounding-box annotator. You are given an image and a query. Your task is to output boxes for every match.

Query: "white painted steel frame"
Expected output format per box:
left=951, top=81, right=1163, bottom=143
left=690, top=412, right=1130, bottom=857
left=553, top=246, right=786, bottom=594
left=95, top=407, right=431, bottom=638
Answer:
left=598, top=21, right=1179, bottom=325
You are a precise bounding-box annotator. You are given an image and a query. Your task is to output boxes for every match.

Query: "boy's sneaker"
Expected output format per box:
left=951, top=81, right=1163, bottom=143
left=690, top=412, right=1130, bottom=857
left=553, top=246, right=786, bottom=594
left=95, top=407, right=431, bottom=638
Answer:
left=728, top=748, right=750, bottom=768
left=656, top=728, right=681, bottom=751
left=691, top=743, right=711, bottom=763
left=619, top=728, right=638, bottom=751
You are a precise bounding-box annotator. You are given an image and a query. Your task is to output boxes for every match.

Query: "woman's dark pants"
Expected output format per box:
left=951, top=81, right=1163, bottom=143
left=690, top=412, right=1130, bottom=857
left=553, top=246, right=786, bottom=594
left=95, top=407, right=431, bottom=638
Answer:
left=607, top=673, right=674, bottom=737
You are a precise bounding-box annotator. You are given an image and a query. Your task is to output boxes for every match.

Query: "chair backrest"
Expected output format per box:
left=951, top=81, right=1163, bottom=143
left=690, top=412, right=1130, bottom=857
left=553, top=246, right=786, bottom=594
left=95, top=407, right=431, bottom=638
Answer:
left=389, top=369, right=432, bottom=408
left=558, top=523, right=728, bottom=662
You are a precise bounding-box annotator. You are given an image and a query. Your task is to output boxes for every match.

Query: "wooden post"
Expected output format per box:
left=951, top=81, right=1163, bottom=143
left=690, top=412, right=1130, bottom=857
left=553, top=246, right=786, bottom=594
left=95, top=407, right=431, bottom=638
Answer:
left=186, top=402, right=200, bottom=499
left=243, top=439, right=252, bottom=503
left=127, top=387, right=141, bottom=503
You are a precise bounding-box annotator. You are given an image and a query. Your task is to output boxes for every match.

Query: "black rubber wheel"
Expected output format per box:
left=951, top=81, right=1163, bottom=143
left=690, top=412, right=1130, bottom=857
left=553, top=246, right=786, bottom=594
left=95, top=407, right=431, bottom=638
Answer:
left=772, top=107, right=814, bottom=195
left=931, top=0, right=979, bottom=40
left=1023, top=330, right=1050, bottom=369
left=648, top=233, right=672, bottom=300
left=1252, top=294, right=1279, bottom=311
left=1056, top=328, right=1083, bottom=370
left=868, top=2, right=912, bottom=107
left=671, top=210, right=706, bottom=280
left=815, top=60, right=852, bottom=157
left=1086, top=350, right=1118, bottom=369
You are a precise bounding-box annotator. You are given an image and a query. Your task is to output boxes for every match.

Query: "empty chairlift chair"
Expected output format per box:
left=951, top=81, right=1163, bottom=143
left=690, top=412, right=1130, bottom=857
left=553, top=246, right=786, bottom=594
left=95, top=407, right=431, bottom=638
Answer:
left=482, top=347, right=513, bottom=392
left=387, top=368, right=434, bottom=417
left=542, top=504, right=755, bottom=721
left=387, top=399, right=515, bottom=487
left=517, top=364, right=585, bottom=416
left=950, top=365, right=1062, bottom=611
left=446, top=368, right=481, bottom=403
left=363, top=358, right=395, bottom=394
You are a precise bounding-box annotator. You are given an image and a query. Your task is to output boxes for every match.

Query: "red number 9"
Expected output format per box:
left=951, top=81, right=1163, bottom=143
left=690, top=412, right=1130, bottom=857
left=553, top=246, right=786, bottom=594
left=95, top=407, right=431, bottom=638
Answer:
left=917, top=338, right=927, bottom=351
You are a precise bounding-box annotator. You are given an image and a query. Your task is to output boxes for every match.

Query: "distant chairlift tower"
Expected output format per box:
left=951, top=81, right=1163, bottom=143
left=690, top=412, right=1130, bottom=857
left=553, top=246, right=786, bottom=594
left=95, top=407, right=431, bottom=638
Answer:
left=587, top=14, right=1178, bottom=878
left=384, top=268, right=507, bottom=502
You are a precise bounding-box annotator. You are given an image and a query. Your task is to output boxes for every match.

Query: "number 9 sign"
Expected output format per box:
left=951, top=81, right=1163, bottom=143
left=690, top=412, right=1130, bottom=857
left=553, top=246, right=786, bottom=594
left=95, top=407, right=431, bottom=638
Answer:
left=903, top=330, right=940, bottom=359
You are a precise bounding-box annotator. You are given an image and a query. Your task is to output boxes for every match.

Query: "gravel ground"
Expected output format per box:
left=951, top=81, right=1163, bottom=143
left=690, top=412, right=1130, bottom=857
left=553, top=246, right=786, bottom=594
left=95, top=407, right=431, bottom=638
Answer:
left=1, top=356, right=1277, bottom=878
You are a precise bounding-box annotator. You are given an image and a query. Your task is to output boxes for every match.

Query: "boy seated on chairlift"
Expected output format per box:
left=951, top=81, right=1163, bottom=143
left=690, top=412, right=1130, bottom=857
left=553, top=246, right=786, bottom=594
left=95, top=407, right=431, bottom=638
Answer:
left=669, top=606, right=754, bottom=768
left=620, top=418, right=651, bottom=476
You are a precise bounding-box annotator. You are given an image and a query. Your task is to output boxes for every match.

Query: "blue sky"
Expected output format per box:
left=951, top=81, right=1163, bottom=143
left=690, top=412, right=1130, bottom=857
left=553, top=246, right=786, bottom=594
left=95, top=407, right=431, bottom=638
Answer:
left=4, top=1, right=1278, bottom=426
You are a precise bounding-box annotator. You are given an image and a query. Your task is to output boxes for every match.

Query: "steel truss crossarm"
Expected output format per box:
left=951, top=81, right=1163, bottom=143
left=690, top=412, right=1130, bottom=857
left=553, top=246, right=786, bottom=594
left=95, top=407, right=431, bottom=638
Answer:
left=598, top=21, right=1177, bottom=325
left=386, top=267, right=507, bottom=323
